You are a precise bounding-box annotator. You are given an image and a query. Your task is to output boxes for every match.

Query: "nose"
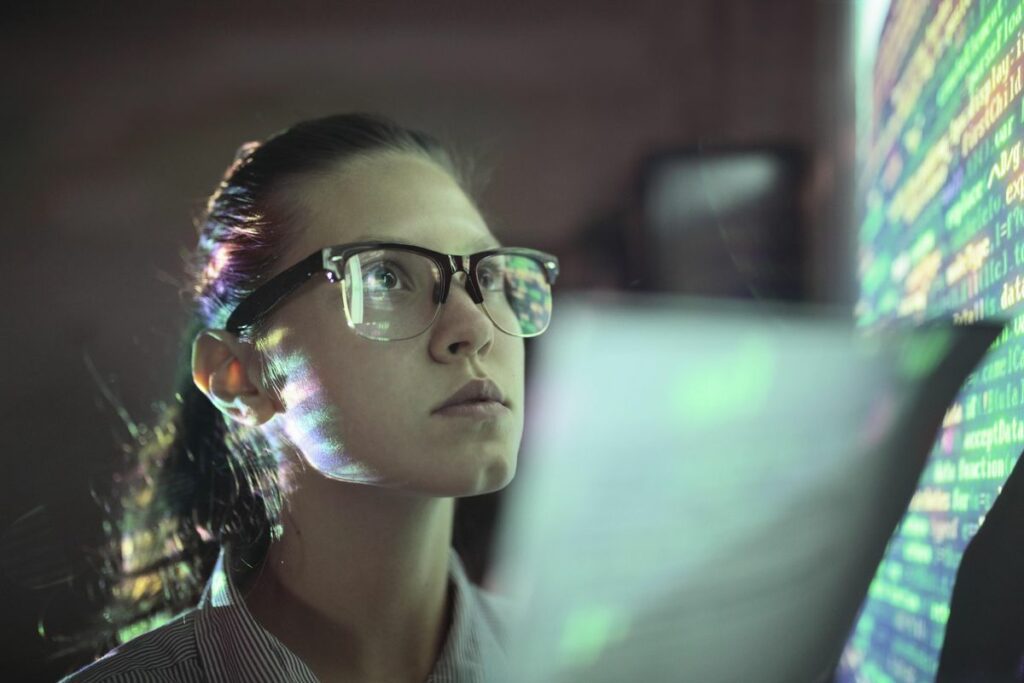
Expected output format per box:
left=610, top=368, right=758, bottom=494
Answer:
left=428, top=271, right=494, bottom=361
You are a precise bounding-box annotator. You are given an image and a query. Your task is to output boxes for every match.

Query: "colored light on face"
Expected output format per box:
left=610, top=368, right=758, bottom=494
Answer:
left=271, top=352, right=349, bottom=478
left=285, top=407, right=337, bottom=445
left=260, top=327, right=288, bottom=349
left=256, top=326, right=349, bottom=475
left=279, top=380, right=313, bottom=408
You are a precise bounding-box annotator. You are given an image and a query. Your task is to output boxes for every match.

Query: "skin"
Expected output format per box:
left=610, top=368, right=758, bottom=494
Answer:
left=191, top=151, right=525, bottom=683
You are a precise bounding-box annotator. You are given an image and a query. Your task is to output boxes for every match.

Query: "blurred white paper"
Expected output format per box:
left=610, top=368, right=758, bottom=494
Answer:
left=488, top=294, right=1001, bottom=683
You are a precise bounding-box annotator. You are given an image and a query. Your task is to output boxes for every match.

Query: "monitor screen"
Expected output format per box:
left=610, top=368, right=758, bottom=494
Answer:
left=843, top=0, right=1023, bottom=679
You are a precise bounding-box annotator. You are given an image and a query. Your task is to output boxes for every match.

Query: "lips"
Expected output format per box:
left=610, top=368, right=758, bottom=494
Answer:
left=432, top=378, right=507, bottom=413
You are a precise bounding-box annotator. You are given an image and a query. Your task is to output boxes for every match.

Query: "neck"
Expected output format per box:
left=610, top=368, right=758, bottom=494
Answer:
left=242, top=471, right=456, bottom=683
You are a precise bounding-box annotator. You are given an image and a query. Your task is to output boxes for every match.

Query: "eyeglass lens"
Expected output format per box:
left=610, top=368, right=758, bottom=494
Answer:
left=340, top=249, right=552, bottom=341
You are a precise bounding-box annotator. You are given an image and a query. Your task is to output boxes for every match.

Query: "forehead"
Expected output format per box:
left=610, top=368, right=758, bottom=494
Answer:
left=279, top=152, right=498, bottom=257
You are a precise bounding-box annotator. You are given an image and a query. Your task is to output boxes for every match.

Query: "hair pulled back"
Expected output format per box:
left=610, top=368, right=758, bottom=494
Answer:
left=98, top=113, right=464, bottom=644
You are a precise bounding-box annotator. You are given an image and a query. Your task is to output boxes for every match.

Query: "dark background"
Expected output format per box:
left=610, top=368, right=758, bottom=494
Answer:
left=0, top=2, right=853, bottom=680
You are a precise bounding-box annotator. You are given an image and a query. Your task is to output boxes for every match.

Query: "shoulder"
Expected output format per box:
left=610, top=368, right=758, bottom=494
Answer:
left=59, top=610, right=204, bottom=683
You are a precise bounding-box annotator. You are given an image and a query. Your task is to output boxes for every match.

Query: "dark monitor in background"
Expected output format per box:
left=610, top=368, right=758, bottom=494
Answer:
left=628, top=146, right=806, bottom=301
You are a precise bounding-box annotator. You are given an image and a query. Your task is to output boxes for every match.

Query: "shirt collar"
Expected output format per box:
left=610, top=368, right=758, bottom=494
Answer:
left=193, top=544, right=507, bottom=682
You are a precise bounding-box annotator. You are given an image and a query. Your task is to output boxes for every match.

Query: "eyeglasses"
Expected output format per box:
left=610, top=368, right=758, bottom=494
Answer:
left=224, top=241, right=560, bottom=341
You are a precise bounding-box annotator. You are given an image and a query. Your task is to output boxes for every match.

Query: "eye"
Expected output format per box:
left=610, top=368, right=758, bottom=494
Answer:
left=478, top=264, right=504, bottom=291
left=364, top=262, right=406, bottom=292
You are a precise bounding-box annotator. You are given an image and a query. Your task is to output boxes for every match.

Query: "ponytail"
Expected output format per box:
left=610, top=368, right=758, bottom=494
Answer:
left=102, top=318, right=279, bottom=642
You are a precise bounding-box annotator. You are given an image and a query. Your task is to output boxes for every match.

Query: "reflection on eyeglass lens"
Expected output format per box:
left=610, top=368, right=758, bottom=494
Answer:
left=343, top=249, right=552, bottom=340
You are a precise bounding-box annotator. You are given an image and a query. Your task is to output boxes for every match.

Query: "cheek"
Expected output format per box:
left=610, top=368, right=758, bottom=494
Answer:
left=333, top=365, right=417, bottom=428
left=267, top=307, right=527, bottom=480
left=274, top=356, right=421, bottom=481
left=308, top=344, right=423, bottom=438
left=501, top=338, right=527, bottom=404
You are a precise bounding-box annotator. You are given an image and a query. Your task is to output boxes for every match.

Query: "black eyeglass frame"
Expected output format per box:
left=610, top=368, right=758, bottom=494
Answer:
left=224, top=241, right=560, bottom=338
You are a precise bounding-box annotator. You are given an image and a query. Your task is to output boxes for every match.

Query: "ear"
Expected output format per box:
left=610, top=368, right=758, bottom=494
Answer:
left=192, top=330, right=280, bottom=426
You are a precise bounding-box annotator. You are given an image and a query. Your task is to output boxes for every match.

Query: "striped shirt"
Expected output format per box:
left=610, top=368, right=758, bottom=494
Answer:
left=61, top=546, right=511, bottom=682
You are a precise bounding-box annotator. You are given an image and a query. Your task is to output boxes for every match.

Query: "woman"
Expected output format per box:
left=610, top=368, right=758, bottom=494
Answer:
left=63, top=113, right=559, bottom=682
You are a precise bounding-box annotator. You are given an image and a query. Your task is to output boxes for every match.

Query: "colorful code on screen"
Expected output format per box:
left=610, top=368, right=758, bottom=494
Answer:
left=845, top=0, right=1024, bottom=680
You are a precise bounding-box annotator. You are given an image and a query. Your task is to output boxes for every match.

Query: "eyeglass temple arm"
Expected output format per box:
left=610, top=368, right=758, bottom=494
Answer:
left=224, top=251, right=325, bottom=334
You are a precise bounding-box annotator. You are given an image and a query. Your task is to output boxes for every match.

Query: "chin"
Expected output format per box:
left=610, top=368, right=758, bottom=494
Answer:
left=470, top=449, right=518, bottom=494
left=427, top=448, right=518, bottom=497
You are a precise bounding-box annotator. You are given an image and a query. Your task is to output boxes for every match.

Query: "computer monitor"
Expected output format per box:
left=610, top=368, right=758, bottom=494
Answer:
left=841, top=0, right=1024, bottom=679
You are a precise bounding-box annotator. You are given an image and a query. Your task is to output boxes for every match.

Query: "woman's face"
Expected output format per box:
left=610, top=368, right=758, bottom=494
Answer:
left=259, top=152, right=524, bottom=497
